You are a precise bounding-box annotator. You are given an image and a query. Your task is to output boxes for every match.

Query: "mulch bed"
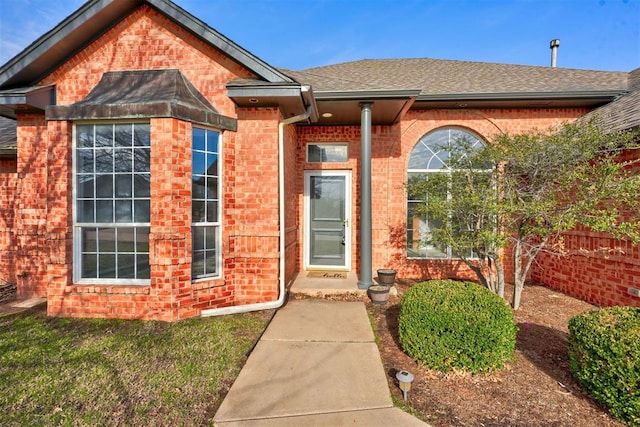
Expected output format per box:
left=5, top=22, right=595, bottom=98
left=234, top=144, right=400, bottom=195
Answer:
left=367, top=281, right=625, bottom=427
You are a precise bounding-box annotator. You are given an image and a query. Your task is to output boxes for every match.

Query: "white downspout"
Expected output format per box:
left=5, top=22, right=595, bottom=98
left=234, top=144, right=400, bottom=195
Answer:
left=202, top=101, right=312, bottom=317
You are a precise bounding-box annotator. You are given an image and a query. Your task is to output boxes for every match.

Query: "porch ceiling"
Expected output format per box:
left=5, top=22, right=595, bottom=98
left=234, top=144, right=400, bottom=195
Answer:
left=307, top=89, right=420, bottom=126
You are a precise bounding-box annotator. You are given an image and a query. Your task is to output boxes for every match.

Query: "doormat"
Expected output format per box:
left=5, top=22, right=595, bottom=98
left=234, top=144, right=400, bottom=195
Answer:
left=307, top=271, right=348, bottom=279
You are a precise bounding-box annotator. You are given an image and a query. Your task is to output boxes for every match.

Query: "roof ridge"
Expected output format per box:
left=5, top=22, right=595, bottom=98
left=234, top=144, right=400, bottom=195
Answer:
left=293, top=57, right=629, bottom=75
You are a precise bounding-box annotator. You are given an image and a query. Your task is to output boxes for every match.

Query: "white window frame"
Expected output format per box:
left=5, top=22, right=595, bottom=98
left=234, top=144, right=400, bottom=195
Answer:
left=407, top=127, right=486, bottom=260
left=72, top=121, right=151, bottom=285
left=191, top=126, right=222, bottom=281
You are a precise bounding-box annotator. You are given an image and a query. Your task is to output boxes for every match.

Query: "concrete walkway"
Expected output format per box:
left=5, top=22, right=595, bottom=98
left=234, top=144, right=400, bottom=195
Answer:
left=214, top=299, right=428, bottom=426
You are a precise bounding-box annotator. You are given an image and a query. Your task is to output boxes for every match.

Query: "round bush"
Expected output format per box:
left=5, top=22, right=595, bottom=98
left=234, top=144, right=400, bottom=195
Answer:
left=568, top=306, right=640, bottom=426
left=398, top=279, right=517, bottom=373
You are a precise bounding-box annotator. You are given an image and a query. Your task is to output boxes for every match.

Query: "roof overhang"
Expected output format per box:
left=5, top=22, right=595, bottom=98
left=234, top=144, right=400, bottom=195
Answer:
left=310, top=89, right=421, bottom=125
left=0, top=85, right=56, bottom=119
left=0, top=0, right=293, bottom=89
left=47, top=69, right=237, bottom=131
left=412, top=90, right=625, bottom=110
left=227, top=80, right=319, bottom=122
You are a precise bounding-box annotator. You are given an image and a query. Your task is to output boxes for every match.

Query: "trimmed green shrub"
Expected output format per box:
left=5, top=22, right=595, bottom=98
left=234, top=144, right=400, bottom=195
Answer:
left=568, top=306, right=640, bottom=426
left=398, top=279, right=517, bottom=373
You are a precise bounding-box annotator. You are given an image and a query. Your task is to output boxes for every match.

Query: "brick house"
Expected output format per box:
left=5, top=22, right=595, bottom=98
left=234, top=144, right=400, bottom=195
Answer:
left=0, top=0, right=637, bottom=320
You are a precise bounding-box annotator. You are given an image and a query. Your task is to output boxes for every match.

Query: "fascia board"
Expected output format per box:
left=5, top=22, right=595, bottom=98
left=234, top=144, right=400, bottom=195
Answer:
left=314, top=89, right=422, bottom=100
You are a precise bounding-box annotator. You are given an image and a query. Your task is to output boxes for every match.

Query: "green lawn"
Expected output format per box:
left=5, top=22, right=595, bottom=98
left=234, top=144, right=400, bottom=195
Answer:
left=0, top=305, right=272, bottom=426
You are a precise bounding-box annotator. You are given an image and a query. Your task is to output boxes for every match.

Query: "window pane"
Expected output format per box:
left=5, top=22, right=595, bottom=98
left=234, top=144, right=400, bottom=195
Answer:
left=82, top=228, right=97, bottom=252
left=136, top=227, right=150, bottom=252
left=95, top=149, right=113, bottom=173
left=117, top=228, right=135, bottom=252
left=193, top=227, right=205, bottom=251
left=114, top=124, right=132, bottom=147
left=134, top=200, right=150, bottom=222
left=134, top=149, right=150, bottom=172
left=96, top=174, right=113, bottom=198
left=192, top=151, right=206, bottom=176
left=206, top=201, right=218, bottom=222
left=136, top=254, right=150, bottom=279
left=193, top=128, right=205, bottom=151
left=82, top=254, right=97, bottom=278
left=192, top=176, right=206, bottom=198
left=205, top=250, right=217, bottom=275
left=78, top=175, right=94, bottom=198
left=205, top=227, right=217, bottom=249
left=99, top=254, right=116, bottom=278
left=77, top=125, right=94, bottom=148
left=115, top=175, right=132, bottom=197
left=115, top=200, right=133, bottom=223
left=78, top=149, right=94, bottom=173
left=77, top=200, right=94, bottom=223
left=206, top=153, right=218, bottom=175
left=95, top=125, right=113, bottom=148
left=192, top=251, right=205, bottom=277
left=133, top=174, right=150, bottom=197
left=307, top=144, right=348, bottom=163
left=192, top=201, right=205, bottom=222
left=206, top=177, right=218, bottom=199
left=96, top=200, right=113, bottom=222
left=133, top=124, right=150, bottom=146
left=206, top=130, right=219, bottom=153
left=118, top=254, right=135, bottom=278
left=98, top=228, right=116, bottom=252
left=114, top=149, right=133, bottom=172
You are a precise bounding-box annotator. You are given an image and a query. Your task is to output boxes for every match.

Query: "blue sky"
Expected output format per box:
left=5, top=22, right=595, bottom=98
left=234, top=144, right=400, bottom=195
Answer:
left=0, top=0, right=638, bottom=71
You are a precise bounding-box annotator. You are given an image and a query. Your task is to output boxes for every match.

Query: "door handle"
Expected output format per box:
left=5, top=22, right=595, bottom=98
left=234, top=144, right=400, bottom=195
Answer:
left=343, top=218, right=349, bottom=227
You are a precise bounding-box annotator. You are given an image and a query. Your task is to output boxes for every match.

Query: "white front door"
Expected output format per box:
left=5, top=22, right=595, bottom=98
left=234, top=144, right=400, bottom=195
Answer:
left=304, top=170, right=351, bottom=270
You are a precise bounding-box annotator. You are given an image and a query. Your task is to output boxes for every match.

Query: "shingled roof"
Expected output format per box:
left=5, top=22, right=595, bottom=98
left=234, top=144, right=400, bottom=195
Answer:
left=585, top=67, right=640, bottom=131
left=0, top=116, right=16, bottom=157
left=281, top=58, right=629, bottom=96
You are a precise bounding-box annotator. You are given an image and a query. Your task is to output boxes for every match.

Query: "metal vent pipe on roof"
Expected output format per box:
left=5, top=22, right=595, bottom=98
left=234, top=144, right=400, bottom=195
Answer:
left=550, top=39, right=560, bottom=67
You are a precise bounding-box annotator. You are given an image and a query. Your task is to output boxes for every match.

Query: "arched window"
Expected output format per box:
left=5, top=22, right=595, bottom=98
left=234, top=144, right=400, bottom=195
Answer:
left=407, top=127, right=485, bottom=258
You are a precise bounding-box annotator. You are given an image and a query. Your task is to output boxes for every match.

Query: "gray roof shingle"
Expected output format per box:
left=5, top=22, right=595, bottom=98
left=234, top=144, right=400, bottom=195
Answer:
left=0, top=116, right=16, bottom=155
left=281, top=58, right=629, bottom=95
left=586, top=67, right=640, bottom=131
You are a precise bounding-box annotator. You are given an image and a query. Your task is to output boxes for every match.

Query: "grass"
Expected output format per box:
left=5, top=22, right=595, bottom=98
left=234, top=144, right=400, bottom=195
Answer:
left=0, top=305, right=273, bottom=426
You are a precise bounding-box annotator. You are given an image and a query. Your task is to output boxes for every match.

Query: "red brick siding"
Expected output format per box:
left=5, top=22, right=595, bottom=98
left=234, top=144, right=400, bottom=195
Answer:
left=531, top=148, right=640, bottom=307
left=45, top=120, right=73, bottom=316
left=41, top=5, right=252, bottom=116
left=283, top=123, right=300, bottom=283
left=0, top=158, right=17, bottom=285
left=4, top=1, right=630, bottom=317
left=296, top=126, right=361, bottom=271
left=230, top=108, right=281, bottom=305
left=14, top=114, right=49, bottom=298
left=297, top=108, right=587, bottom=282
left=6, top=5, right=284, bottom=319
